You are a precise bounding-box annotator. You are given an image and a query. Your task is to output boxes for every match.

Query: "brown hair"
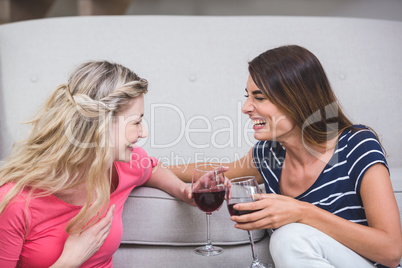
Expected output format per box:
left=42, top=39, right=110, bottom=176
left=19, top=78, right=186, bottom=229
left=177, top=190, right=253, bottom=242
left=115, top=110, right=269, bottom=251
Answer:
left=248, top=45, right=353, bottom=147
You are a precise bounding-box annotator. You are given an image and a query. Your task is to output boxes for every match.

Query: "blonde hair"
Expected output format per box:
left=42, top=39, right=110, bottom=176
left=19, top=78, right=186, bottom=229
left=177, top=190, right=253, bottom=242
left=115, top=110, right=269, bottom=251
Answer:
left=0, top=61, right=148, bottom=233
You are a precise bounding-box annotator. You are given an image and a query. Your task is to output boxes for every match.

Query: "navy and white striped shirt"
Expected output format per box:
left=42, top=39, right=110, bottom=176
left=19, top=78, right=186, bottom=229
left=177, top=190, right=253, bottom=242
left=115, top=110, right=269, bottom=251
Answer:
left=253, top=125, right=393, bottom=267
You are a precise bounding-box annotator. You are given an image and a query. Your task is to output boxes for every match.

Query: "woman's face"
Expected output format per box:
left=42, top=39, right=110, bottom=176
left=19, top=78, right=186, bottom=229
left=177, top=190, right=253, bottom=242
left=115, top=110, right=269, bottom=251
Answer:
left=242, top=75, right=296, bottom=142
left=113, top=95, right=148, bottom=162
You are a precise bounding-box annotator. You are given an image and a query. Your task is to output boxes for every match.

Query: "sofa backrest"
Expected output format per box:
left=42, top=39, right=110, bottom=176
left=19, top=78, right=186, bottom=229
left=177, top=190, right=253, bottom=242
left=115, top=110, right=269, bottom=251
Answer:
left=0, top=16, right=401, bottom=168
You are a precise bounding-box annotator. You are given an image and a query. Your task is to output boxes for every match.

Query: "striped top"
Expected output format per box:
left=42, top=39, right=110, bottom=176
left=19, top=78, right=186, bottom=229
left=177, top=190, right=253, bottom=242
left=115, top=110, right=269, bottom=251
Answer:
left=253, top=125, right=392, bottom=267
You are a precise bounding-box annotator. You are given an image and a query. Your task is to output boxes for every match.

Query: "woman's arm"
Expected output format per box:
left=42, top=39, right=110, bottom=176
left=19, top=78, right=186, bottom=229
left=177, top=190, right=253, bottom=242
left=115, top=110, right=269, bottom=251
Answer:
left=304, top=164, right=402, bottom=267
left=144, top=163, right=195, bottom=206
left=232, top=163, right=402, bottom=267
left=167, top=148, right=263, bottom=184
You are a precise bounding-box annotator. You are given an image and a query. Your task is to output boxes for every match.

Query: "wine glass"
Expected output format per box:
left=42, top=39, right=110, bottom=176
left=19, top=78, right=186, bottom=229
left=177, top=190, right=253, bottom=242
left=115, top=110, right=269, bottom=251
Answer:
left=226, top=176, right=272, bottom=268
left=192, top=163, right=226, bottom=256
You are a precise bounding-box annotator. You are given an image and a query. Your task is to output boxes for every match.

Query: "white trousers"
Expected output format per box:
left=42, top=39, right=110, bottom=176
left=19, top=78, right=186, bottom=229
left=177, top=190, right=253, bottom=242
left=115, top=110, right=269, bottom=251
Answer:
left=269, top=223, right=376, bottom=268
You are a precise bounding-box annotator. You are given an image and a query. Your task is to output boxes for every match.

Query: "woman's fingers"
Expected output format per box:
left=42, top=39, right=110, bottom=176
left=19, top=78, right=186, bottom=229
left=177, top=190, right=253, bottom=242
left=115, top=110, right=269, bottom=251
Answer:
left=55, top=205, right=116, bottom=267
left=97, top=205, right=115, bottom=243
left=231, top=194, right=304, bottom=230
left=221, top=166, right=230, bottom=172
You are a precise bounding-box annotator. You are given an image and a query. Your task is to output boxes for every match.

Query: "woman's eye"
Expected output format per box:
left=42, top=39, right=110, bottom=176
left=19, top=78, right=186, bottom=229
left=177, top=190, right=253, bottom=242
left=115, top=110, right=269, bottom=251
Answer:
left=245, top=94, right=265, bottom=101
left=134, top=120, right=142, bottom=125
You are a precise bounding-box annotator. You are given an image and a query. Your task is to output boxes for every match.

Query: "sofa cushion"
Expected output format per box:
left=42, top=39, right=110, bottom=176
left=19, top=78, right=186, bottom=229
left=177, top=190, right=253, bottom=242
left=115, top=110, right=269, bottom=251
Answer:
left=113, top=236, right=273, bottom=268
left=121, top=186, right=267, bottom=246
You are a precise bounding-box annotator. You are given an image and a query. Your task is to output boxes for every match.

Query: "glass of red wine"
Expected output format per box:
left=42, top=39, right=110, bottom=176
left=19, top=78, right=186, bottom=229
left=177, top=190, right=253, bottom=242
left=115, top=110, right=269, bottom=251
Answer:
left=226, top=176, right=272, bottom=268
left=192, top=163, right=226, bottom=256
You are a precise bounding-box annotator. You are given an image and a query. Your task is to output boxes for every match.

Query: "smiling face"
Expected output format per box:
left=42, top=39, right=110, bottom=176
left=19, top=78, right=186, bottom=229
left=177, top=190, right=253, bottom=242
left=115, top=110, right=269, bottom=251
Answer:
left=242, top=75, right=296, bottom=142
left=112, top=94, right=148, bottom=161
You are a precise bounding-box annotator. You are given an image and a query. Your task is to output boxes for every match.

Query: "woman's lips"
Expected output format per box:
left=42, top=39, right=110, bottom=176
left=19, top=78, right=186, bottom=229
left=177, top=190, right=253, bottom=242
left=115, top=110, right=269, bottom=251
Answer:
left=253, top=124, right=266, bottom=130
left=252, top=119, right=267, bottom=130
left=127, top=143, right=136, bottom=151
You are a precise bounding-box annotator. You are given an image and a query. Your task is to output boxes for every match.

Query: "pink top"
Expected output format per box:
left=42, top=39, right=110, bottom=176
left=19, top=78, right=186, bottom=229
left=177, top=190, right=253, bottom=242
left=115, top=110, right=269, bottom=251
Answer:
left=0, top=146, right=157, bottom=268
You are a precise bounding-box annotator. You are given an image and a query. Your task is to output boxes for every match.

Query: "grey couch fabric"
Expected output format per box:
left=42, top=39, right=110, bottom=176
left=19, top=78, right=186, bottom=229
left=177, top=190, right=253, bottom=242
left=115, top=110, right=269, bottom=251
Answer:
left=0, top=16, right=401, bottom=267
left=116, top=186, right=273, bottom=267
left=119, top=186, right=267, bottom=246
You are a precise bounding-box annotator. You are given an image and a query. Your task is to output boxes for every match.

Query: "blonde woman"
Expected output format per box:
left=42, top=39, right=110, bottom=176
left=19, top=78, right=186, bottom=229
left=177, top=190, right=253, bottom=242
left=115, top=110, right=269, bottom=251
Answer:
left=0, top=61, right=193, bottom=267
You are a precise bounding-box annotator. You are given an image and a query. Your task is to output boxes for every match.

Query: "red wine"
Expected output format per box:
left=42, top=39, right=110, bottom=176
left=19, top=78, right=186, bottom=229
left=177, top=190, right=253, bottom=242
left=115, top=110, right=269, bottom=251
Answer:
left=227, top=203, right=256, bottom=216
left=193, top=188, right=225, bottom=213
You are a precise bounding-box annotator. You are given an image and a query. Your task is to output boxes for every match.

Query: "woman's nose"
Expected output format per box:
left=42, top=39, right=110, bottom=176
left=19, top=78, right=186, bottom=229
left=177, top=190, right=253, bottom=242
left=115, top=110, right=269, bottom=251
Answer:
left=242, top=98, right=254, bottom=115
left=139, top=122, right=148, bottom=138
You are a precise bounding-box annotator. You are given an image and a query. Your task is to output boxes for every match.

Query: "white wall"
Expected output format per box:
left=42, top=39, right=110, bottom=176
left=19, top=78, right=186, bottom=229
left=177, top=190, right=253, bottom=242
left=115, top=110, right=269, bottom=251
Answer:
left=1, top=16, right=401, bottom=167
left=47, top=0, right=402, bottom=21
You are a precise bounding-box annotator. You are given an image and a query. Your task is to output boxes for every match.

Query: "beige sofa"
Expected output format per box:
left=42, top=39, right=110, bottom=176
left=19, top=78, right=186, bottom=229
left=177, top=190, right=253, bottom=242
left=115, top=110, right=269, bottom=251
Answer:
left=0, top=16, right=401, bottom=267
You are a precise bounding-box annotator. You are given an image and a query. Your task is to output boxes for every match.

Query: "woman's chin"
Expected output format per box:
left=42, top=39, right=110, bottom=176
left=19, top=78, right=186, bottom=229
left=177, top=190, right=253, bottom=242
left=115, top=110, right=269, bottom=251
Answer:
left=253, top=131, right=275, bottom=141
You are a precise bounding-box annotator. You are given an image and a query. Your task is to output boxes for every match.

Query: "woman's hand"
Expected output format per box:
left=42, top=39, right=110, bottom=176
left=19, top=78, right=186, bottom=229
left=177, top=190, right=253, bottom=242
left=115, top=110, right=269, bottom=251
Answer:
left=182, top=183, right=196, bottom=206
left=50, top=205, right=115, bottom=268
left=146, top=164, right=230, bottom=207
left=230, top=193, right=306, bottom=230
left=191, top=166, right=229, bottom=193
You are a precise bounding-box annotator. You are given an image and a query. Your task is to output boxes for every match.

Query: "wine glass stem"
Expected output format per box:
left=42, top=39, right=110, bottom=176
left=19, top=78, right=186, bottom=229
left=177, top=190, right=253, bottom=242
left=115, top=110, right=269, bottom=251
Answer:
left=206, top=213, right=212, bottom=247
left=247, top=230, right=259, bottom=262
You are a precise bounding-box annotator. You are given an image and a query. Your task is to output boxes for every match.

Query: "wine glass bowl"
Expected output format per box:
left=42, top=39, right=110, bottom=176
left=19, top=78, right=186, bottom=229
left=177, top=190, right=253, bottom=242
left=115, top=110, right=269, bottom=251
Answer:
left=193, top=188, right=225, bottom=213
left=226, top=176, right=272, bottom=268
left=192, top=163, right=225, bottom=256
